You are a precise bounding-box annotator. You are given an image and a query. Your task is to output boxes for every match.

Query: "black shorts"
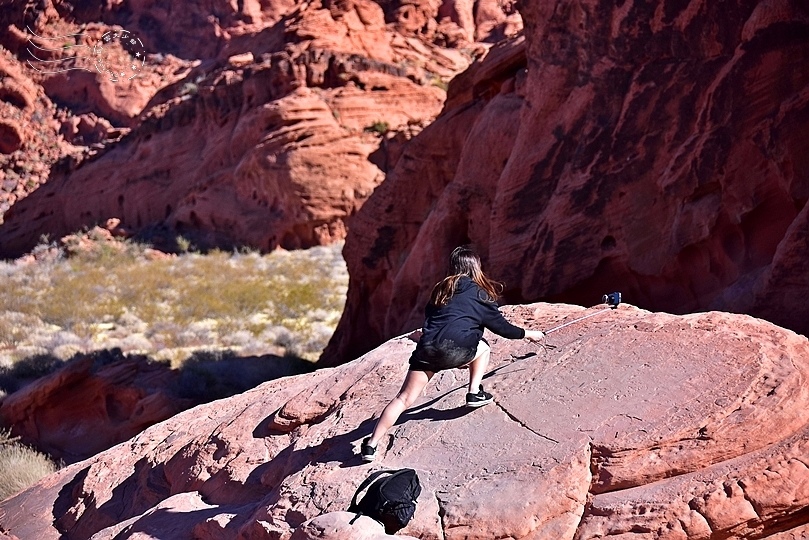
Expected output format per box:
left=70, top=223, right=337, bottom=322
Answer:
left=408, top=339, right=477, bottom=372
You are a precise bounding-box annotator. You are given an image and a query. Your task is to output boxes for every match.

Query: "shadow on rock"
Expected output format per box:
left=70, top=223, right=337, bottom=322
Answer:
left=0, top=348, right=314, bottom=463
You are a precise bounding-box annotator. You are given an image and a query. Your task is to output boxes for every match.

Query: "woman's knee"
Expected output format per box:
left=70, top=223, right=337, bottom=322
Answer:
left=475, top=340, right=491, bottom=358
left=396, top=392, right=416, bottom=408
left=395, top=388, right=423, bottom=408
left=396, top=370, right=432, bottom=406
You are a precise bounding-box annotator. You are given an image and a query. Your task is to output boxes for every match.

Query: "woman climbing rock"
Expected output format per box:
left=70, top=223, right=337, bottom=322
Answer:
left=361, top=245, right=545, bottom=462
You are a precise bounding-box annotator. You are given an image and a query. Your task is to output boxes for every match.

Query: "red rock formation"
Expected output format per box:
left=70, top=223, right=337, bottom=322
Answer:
left=0, top=63, right=445, bottom=254
left=0, top=38, right=191, bottom=226
left=292, top=512, right=419, bottom=539
left=320, top=0, right=809, bottom=366
left=0, top=353, right=192, bottom=463
left=0, top=0, right=523, bottom=256
left=0, top=50, right=67, bottom=222
left=0, top=18, right=195, bottom=127
left=0, top=349, right=311, bottom=463
left=0, top=530, right=19, bottom=540
left=2, top=305, right=809, bottom=538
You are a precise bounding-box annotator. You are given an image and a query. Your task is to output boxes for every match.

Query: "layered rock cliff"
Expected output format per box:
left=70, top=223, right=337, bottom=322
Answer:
left=2, top=304, right=809, bottom=538
left=320, top=0, right=809, bottom=366
left=0, top=0, right=521, bottom=255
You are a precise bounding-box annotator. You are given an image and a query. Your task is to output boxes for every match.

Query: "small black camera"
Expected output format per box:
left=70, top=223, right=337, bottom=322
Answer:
left=602, top=292, right=621, bottom=308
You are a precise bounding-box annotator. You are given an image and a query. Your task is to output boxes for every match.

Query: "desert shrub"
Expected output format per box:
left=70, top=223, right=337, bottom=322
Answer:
left=1, top=241, right=348, bottom=370
left=0, top=429, right=58, bottom=500
left=179, top=82, right=198, bottom=96
left=0, top=316, right=28, bottom=348
left=365, top=120, right=390, bottom=135
left=6, top=353, right=63, bottom=378
left=21, top=261, right=127, bottom=329
left=0, top=354, right=64, bottom=393
left=429, top=76, right=449, bottom=91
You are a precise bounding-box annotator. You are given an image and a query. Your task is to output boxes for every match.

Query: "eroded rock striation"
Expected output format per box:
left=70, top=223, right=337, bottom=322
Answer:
left=320, top=0, right=809, bottom=366
left=0, top=0, right=521, bottom=255
left=2, top=304, right=809, bottom=538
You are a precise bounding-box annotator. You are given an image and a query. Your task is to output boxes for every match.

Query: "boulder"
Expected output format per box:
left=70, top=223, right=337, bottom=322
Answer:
left=59, top=113, right=114, bottom=146
left=2, top=304, right=809, bottom=538
left=0, top=352, right=192, bottom=463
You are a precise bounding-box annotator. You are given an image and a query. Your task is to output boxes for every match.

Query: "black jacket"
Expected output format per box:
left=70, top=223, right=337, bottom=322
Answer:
left=419, top=276, right=525, bottom=352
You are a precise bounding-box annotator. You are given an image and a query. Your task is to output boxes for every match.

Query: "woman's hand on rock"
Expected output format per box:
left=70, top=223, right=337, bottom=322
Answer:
left=524, top=329, right=545, bottom=342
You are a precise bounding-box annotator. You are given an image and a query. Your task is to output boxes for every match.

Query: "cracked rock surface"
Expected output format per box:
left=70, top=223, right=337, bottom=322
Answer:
left=2, top=303, right=809, bottom=539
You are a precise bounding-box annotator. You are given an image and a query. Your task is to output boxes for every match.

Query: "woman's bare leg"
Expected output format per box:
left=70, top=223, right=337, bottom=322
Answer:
left=368, top=369, right=434, bottom=447
left=467, top=340, right=491, bottom=394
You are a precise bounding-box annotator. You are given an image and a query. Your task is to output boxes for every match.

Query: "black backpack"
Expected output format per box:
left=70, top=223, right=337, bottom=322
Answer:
left=348, top=468, right=422, bottom=534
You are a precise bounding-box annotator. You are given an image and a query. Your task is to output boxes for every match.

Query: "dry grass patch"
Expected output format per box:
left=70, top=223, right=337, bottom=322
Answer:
left=0, top=241, right=348, bottom=386
left=0, top=429, right=58, bottom=501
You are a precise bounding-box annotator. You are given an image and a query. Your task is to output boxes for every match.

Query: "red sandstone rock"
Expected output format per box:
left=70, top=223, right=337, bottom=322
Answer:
left=0, top=0, right=489, bottom=255
left=321, top=0, right=809, bottom=366
left=0, top=0, right=503, bottom=252
left=58, top=225, right=125, bottom=257
left=768, top=523, right=809, bottom=539
left=0, top=530, right=19, bottom=540
left=0, top=353, right=192, bottom=463
left=59, top=113, right=114, bottom=146
left=0, top=50, right=67, bottom=222
left=291, top=512, right=419, bottom=539
left=0, top=12, right=195, bottom=128
left=0, top=77, right=436, bottom=253
left=1, top=305, right=809, bottom=538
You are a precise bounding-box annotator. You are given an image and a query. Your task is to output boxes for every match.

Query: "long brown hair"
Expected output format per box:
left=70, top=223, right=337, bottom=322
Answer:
left=429, top=245, right=502, bottom=307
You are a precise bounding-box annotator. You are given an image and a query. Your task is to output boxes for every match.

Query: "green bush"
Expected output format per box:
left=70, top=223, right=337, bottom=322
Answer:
left=365, top=120, right=390, bottom=135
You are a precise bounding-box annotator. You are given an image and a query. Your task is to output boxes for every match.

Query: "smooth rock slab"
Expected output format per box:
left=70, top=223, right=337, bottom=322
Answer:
left=1, top=304, right=808, bottom=539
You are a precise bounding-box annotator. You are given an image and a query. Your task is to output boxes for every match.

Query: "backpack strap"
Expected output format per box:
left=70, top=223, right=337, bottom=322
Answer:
left=349, top=469, right=395, bottom=510
left=348, top=469, right=396, bottom=525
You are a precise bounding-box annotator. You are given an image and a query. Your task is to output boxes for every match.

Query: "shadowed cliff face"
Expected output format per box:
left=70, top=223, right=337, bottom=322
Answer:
left=320, top=0, right=809, bottom=367
left=3, top=306, right=809, bottom=539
